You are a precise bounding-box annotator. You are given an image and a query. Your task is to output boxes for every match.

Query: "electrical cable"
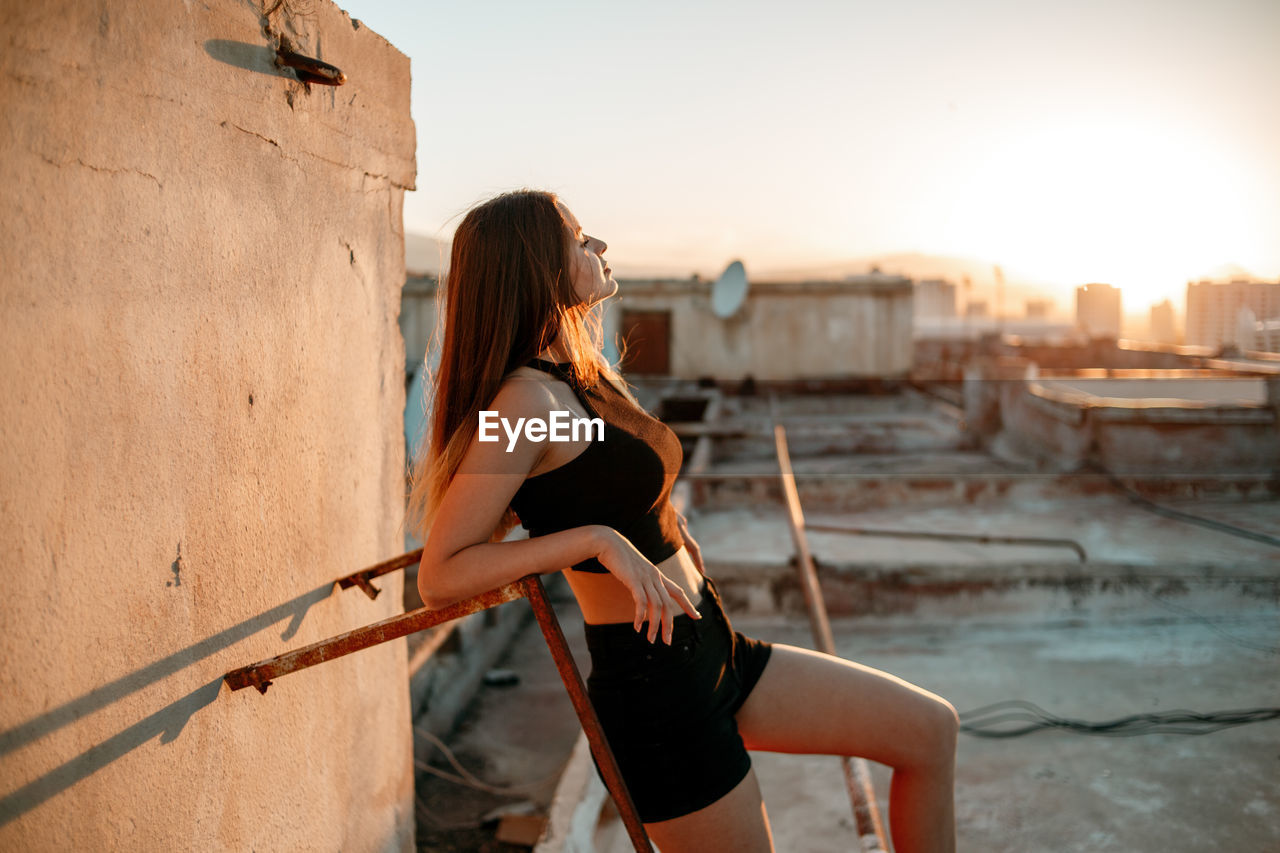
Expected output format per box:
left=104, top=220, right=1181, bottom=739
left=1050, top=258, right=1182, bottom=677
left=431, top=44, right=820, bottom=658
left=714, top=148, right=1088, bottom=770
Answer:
left=1137, top=586, right=1280, bottom=655
left=414, top=800, right=487, bottom=832
left=413, top=724, right=573, bottom=796
left=413, top=724, right=576, bottom=832
left=958, top=699, right=1280, bottom=738
left=1092, top=464, right=1280, bottom=549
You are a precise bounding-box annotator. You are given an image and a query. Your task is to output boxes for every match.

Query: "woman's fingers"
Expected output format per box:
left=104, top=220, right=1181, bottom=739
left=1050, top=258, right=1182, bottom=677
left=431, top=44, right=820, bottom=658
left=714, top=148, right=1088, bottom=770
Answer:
left=646, top=585, right=662, bottom=643
left=633, top=577, right=660, bottom=637
left=633, top=583, right=646, bottom=632
left=657, top=583, right=676, bottom=645
left=628, top=570, right=703, bottom=644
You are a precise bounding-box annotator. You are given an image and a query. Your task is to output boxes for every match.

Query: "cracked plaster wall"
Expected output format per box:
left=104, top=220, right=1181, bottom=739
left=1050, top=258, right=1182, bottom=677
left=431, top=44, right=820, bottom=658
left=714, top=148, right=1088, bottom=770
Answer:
left=0, top=0, right=417, bottom=849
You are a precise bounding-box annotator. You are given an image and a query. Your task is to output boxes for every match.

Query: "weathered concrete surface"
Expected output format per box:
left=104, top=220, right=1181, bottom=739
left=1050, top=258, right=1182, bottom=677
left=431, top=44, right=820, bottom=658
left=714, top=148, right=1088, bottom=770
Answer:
left=692, top=492, right=1279, bottom=621
left=695, top=496, right=1280, bottom=574
left=412, top=536, right=1280, bottom=853
left=738, top=593, right=1279, bottom=853
left=0, top=0, right=416, bottom=850
left=1038, top=377, right=1269, bottom=406
left=961, top=361, right=1280, bottom=476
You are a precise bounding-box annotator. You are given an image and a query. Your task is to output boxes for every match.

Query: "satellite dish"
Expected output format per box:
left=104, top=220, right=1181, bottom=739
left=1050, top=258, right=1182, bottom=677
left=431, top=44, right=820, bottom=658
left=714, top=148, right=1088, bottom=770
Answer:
left=711, top=260, right=749, bottom=318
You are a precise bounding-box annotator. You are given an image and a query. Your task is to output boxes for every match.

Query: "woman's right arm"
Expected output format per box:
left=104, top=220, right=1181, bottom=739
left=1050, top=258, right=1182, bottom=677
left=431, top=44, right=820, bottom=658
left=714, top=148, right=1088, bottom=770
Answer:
left=417, top=377, right=698, bottom=643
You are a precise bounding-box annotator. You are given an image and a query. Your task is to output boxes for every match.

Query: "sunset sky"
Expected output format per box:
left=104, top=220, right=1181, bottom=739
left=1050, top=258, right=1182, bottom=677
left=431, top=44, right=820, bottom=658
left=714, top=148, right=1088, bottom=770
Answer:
left=342, top=0, right=1280, bottom=313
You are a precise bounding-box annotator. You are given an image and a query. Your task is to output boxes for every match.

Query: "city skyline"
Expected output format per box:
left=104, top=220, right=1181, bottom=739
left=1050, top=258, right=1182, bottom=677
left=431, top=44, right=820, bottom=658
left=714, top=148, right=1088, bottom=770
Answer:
left=344, top=0, right=1280, bottom=311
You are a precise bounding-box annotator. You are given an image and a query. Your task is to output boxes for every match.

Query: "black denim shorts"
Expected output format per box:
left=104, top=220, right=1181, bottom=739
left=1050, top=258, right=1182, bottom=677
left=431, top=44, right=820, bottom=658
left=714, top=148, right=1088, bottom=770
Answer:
left=583, top=574, right=774, bottom=823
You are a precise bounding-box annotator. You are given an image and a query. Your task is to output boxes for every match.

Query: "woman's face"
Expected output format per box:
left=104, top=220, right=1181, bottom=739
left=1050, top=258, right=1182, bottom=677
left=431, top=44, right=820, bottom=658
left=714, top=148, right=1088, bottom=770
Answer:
left=556, top=200, right=616, bottom=307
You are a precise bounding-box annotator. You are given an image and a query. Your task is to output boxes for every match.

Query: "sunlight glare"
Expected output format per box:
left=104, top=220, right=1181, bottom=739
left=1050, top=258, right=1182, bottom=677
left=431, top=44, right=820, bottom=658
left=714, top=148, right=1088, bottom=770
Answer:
left=947, top=117, right=1260, bottom=307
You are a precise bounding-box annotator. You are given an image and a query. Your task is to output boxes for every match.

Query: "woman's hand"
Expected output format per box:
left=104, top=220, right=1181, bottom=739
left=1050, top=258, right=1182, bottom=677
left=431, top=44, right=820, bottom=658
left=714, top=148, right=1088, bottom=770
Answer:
left=593, top=527, right=701, bottom=645
left=674, top=510, right=705, bottom=576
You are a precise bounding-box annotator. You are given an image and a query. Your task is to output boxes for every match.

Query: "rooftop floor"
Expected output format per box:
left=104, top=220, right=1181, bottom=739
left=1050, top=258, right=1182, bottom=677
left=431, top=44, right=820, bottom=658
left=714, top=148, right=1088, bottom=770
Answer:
left=415, top=560, right=1278, bottom=852
left=727, top=590, right=1279, bottom=853
left=413, top=388, right=1279, bottom=852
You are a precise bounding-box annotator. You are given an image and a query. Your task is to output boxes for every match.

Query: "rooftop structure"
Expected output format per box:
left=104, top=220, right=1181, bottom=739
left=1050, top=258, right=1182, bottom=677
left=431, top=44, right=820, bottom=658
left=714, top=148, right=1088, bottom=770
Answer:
left=915, top=278, right=958, bottom=319
left=1025, top=298, right=1053, bottom=319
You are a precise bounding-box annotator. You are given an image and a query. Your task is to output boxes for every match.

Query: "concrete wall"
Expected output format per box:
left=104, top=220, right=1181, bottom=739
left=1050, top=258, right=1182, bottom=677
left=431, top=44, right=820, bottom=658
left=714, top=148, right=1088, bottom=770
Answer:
left=613, top=279, right=914, bottom=380
left=986, top=375, right=1279, bottom=475
left=0, top=1, right=416, bottom=850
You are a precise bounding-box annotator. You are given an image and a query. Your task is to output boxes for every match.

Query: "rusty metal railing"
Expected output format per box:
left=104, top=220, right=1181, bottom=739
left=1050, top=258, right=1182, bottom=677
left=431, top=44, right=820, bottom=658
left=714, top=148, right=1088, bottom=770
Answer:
left=769, top=393, right=892, bottom=853
left=224, top=560, right=654, bottom=852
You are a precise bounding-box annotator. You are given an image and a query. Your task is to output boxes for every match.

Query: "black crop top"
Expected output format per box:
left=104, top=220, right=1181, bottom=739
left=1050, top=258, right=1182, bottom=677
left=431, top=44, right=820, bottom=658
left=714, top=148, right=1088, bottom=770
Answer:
left=507, top=358, right=685, bottom=573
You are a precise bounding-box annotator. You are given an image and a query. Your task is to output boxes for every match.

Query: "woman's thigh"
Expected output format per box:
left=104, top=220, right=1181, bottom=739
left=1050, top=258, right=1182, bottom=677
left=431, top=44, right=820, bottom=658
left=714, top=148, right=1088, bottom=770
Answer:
left=733, top=643, right=958, bottom=769
left=643, top=766, right=775, bottom=853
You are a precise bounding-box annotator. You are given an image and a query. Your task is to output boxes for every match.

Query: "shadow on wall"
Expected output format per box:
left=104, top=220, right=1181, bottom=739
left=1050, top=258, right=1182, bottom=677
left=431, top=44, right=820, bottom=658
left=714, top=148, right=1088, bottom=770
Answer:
left=0, top=680, right=223, bottom=828
left=204, top=39, right=299, bottom=81
left=0, top=581, right=335, bottom=827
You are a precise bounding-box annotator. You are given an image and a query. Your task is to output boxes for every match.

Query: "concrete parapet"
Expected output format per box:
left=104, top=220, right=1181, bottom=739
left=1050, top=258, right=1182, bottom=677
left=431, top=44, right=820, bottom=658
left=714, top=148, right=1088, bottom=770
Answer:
left=963, top=356, right=1034, bottom=443
left=0, top=1, right=416, bottom=849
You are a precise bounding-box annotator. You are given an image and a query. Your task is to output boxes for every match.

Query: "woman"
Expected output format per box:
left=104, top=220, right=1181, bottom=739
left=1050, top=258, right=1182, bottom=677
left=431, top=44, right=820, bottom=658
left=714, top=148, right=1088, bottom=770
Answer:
left=408, top=189, right=958, bottom=852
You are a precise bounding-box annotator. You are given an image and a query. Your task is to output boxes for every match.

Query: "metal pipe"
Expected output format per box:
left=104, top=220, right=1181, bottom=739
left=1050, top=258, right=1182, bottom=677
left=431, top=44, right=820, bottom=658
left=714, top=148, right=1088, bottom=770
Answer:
left=803, top=524, right=1087, bottom=562
left=770, top=393, right=890, bottom=853
left=275, top=45, right=346, bottom=86
left=223, top=582, right=524, bottom=694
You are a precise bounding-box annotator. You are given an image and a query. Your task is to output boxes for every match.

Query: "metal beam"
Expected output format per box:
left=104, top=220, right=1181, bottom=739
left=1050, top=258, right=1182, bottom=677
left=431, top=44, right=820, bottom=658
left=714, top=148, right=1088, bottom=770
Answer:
left=223, top=581, right=524, bottom=694
left=804, top=523, right=1087, bottom=562
left=521, top=576, right=653, bottom=852
left=770, top=393, right=891, bottom=853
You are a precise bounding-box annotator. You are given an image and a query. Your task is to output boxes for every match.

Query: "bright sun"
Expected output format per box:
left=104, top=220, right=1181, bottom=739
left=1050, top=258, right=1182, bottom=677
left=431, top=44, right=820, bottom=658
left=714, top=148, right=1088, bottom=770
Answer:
left=947, top=115, right=1262, bottom=309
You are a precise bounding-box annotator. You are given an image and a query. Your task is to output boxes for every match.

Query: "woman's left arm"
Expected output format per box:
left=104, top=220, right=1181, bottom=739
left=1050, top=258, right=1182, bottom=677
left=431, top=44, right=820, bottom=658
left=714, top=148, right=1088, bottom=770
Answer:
left=674, top=508, right=705, bottom=576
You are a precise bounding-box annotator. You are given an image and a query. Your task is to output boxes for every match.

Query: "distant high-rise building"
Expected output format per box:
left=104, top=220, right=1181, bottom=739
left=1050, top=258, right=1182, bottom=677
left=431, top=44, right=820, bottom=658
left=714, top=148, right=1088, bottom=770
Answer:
left=1076, top=283, right=1122, bottom=339
left=1025, top=299, right=1052, bottom=319
left=965, top=300, right=988, bottom=318
left=1254, top=318, right=1280, bottom=354
left=914, top=278, right=957, bottom=319
left=1235, top=306, right=1259, bottom=351
left=1150, top=300, right=1177, bottom=345
left=1185, top=279, right=1280, bottom=350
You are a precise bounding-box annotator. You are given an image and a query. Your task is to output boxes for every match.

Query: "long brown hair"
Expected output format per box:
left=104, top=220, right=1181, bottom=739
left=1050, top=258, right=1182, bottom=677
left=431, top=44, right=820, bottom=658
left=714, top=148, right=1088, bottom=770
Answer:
left=407, top=189, right=637, bottom=545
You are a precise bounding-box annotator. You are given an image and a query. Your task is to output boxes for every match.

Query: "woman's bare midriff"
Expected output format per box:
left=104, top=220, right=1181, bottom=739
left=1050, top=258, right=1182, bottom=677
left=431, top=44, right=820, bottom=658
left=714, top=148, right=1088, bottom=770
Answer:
left=562, top=544, right=705, bottom=625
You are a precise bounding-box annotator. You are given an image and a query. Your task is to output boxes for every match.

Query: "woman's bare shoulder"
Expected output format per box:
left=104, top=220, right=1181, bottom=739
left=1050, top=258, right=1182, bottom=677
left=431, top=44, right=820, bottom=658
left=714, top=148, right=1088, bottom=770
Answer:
left=493, top=367, right=561, bottom=417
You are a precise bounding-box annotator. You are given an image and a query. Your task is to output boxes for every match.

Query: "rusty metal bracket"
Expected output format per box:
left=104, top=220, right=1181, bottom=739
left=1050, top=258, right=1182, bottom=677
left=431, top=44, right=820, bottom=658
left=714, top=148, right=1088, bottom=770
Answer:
left=334, top=548, right=423, bottom=600
left=275, top=43, right=346, bottom=86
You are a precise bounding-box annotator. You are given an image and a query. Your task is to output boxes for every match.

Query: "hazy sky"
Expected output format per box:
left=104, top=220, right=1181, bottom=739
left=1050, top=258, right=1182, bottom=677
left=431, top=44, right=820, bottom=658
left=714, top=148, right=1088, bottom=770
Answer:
left=341, top=0, right=1279, bottom=309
